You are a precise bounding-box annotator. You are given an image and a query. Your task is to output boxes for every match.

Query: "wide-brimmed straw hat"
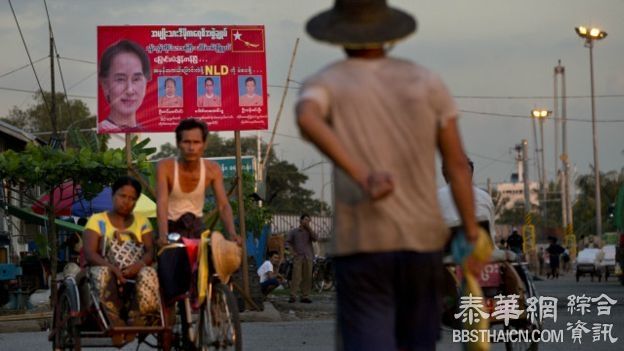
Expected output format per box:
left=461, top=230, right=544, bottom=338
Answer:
left=306, top=0, right=417, bottom=47
left=211, top=232, right=242, bottom=283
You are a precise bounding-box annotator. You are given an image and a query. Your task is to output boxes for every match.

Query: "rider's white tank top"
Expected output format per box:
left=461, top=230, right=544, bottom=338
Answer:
left=167, top=159, right=205, bottom=220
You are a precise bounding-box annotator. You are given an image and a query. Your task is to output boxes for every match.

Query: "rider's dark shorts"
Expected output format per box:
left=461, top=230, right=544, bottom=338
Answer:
left=167, top=212, right=205, bottom=238
left=334, top=251, right=443, bottom=351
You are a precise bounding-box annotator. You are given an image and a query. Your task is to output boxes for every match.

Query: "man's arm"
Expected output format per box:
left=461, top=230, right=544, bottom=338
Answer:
left=296, top=100, right=393, bottom=200
left=437, top=118, right=478, bottom=243
left=305, top=223, right=319, bottom=242
left=156, top=159, right=170, bottom=246
left=210, top=161, right=241, bottom=244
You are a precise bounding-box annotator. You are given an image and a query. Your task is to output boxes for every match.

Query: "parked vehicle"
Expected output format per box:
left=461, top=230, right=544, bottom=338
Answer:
left=575, top=248, right=604, bottom=282
left=602, top=245, right=616, bottom=281
left=312, top=256, right=334, bottom=292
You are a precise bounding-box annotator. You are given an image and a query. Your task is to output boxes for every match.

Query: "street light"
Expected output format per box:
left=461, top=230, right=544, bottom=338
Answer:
left=531, top=109, right=552, bottom=222
left=575, top=25, right=607, bottom=237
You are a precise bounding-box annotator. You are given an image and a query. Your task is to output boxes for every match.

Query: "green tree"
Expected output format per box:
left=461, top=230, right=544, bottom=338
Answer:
left=1, top=91, right=108, bottom=148
left=265, top=159, right=330, bottom=215
left=572, top=168, right=624, bottom=237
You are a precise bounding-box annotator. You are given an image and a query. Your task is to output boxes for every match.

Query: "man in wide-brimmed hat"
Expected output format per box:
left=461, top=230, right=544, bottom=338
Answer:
left=296, top=1, right=483, bottom=350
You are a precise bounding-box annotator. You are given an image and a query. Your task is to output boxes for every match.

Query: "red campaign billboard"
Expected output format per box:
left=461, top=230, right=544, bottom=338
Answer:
left=97, top=25, right=268, bottom=133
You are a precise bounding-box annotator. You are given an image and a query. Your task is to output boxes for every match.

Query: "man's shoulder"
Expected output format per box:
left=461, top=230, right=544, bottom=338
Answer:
left=157, top=158, right=175, bottom=171
left=203, top=159, right=223, bottom=175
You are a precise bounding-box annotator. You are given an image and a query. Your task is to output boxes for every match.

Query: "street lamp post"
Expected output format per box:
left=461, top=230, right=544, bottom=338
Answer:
left=575, top=25, right=607, bottom=238
left=531, top=109, right=552, bottom=224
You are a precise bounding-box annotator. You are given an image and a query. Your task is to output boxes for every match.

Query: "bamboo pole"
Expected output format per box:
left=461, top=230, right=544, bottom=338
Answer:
left=261, top=38, right=299, bottom=173
left=234, top=131, right=250, bottom=309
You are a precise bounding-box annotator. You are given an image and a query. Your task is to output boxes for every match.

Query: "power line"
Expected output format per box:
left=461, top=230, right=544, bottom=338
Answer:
left=454, top=94, right=624, bottom=100
left=44, top=0, right=72, bottom=115
left=0, top=56, right=48, bottom=79
left=467, top=151, right=515, bottom=165
left=259, top=130, right=305, bottom=141
left=0, top=86, right=96, bottom=99
left=58, top=56, right=96, bottom=65
left=474, top=150, right=513, bottom=176
left=268, top=84, right=298, bottom=90
left=8, top=0, right=51, bottom=114
left=459, top=109, right=624, bottom=123
left=68, top=71, right=97, bottom=90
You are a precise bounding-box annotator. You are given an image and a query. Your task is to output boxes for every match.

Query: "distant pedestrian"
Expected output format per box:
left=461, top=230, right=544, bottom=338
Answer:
left=506, top=229, right=524, bottom=256
left=286, top=214, right=318, bottom=303
left=561, top=248, right=571, bottom=273
left=546, top=237, right=564, bottom=279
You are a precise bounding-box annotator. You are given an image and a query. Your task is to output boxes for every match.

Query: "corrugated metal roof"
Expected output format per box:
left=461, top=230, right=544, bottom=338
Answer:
left=270, top=214, right=333, bottom=240
left=0, top=120, right=44, bottom=145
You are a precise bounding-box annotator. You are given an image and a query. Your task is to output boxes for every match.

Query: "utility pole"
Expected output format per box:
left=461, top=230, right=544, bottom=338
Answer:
left=556, top=60, right=576, bottom=259
left=49, top=21, right=58, bottom=142
left=521, top=139, right=537, bottom=270
left=522, top=140, right=530, bottom=212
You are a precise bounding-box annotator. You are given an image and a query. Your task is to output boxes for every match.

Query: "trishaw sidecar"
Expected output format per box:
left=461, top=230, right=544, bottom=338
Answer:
left=49, top=263, right=169, bottom=350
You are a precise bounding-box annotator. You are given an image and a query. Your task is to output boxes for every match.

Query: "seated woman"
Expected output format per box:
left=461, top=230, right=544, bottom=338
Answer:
left=83, top=176, right=160, bottom=339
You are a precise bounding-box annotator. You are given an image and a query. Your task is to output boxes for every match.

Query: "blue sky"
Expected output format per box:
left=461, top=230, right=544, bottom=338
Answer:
left=1, top=0, right=623, bottom=201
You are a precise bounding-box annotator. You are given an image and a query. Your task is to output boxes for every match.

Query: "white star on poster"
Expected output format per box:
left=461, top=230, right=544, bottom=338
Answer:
left=233, top=31, right=242, bottom=40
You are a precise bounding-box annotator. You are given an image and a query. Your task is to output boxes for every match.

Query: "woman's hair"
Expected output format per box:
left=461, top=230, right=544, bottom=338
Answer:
left=245, top=76, right=256, bottom=85
left=204, top=77, right=214, bottom=85
left=175, top=118, right=208, bottom=143
left=99, top=39, right=151, bottom=80
left=111, top=176, right=142, bottom=197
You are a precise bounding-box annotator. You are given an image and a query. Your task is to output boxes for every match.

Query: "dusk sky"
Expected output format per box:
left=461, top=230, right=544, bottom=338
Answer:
left=1, top=0, right=623, bottom=202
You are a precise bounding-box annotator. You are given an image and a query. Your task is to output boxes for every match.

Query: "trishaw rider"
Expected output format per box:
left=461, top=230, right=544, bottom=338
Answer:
left=438, top=158, right=517, bottom=261
left=156, top=118, right=241, bottom=244
left=156, top=118, right=242, bottom=324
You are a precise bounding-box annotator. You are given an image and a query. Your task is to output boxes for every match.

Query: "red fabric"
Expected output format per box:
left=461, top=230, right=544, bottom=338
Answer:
left=182, top=237, right=200, bottom=269
left=31, top=181, right=78, bottom=216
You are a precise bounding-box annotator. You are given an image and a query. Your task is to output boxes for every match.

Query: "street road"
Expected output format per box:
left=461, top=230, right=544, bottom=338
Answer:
left=1, top=271, right=622, bottom=350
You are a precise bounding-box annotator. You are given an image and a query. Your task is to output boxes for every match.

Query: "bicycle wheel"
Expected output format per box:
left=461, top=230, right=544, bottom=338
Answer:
left=198, top=283, right=241, bottom=350
left=52, top=288, right=81, bottom=351
left=175, top=298, right=198, bottom=351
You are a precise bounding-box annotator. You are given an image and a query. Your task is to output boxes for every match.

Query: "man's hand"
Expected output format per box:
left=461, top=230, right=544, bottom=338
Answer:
left=157, top=235, right=169, bottom=248
left=364, top=172, right=394, bottom=201
left=230, top=233, right=243, bottom=246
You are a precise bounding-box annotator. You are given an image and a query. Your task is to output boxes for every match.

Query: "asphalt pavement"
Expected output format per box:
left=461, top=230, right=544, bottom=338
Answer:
left=1, top=271, right=623, bottom=350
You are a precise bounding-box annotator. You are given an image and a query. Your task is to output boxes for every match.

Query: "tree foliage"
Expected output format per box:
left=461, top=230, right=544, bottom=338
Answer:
left=573, top=168, right=624, bottom=236
left=0, top=91, right=108, bottom=148
left=494, top=168, right=624, bottom=238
